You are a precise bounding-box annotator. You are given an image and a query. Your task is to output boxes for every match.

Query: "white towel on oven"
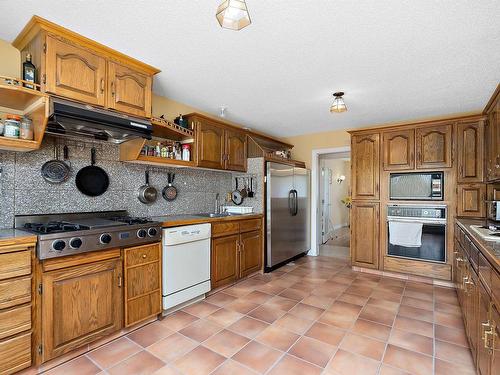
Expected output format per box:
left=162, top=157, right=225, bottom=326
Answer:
left=389, top=221, right=423, bottom=247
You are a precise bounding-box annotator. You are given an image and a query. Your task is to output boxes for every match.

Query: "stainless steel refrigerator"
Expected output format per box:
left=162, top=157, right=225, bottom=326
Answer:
left=265, top=162, right=310, bottom=270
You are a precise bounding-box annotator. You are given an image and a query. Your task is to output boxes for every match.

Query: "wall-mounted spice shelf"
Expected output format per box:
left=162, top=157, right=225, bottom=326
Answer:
left=151, top=117, right=194, bottom=140
left=0, top=76, right=49, bottom=152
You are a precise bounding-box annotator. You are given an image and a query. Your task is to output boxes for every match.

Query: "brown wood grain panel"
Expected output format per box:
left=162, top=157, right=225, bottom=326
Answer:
left=351, top=201, right=379, bottom=269
left=457, top=121, right=485, bottom=183
left=0, top=276, right=31, bottom=309
left=124, top=243, right=160, bottom=268
left=0, top=250, right=31, bottom=280
left=42, top=248, right=121, bottom=272
left=382, top=129, right=415, bottom=170
left=416, top=124, right=452, bottom=169
left=351, top=133, right=380, bottom=200
left=0, top=304, right=31, bottom=340
left=240, top=230, right=262, bottom=278
left=457, top=184, right=486, bottom=218
left=211, top=235, right=239, bottom=289
left=239, top=218, right=261, bottom=233
left=0, top=332, right=31, bottom=375
left=212, top=221, right=240, bottom=238
left=225, top=129, right=247, bottom=171
left=125, top=291, right=161, bottom=327
left=383, top=256, right=452, bottom=280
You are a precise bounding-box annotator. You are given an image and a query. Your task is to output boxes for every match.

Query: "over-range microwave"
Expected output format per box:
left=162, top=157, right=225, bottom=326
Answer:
left=389, top=172, right=444, bottom=201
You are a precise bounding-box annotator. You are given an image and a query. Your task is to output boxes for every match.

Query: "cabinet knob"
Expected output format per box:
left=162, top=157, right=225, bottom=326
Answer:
left=142, top=254, right=147, bottom=259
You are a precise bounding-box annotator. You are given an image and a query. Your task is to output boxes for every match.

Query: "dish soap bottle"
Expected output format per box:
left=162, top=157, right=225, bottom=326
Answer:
left=22, top=54, right=36, bottom=89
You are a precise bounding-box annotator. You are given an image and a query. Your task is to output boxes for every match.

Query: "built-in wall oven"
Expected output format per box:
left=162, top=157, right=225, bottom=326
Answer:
left=389, top=172, right=444, bottom=201
left=387, top=204, right=447, bottom=263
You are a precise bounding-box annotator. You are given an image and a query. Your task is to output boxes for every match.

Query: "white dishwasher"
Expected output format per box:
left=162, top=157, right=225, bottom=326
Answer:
left=162, top=223, right=211, bottom=311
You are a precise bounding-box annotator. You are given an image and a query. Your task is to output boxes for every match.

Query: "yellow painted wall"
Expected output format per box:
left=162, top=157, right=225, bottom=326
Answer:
left=0, top=39, right=20, bottom=78
left=284, top=130, right=351, bottom=168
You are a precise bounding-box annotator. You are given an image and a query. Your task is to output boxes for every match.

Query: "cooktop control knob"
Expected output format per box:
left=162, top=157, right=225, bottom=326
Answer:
left=69, top=237, right=83, bottom=249
left=137, top=229, right=147, bottom=238
left=52, top=240, right=66, bottom=251
left=100, top=233, right=112, bottom=244
left=148, top=227, right=158, bottom=237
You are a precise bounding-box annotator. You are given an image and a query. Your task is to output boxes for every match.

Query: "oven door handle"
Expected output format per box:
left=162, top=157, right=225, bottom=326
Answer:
left=387, top=217, right=447, bottom=225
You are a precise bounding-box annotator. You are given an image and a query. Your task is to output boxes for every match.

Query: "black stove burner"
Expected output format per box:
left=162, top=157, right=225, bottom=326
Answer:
left=24, top=221, right=90, bottom=234
left=108, top=216, right=153, bottom=225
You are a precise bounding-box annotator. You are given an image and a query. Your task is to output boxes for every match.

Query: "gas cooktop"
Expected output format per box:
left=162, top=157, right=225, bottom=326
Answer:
left=16, top=211, right=162, bottom=259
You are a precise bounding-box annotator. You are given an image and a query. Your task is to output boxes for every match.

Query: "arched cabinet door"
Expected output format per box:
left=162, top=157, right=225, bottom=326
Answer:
left=196, top=119, right=225, bottom=169
left=107, top=61, right=152, bottom=118
left=457, top=121, right=484, bottom=183
left=225, top=129, right=247, bottom=172
left=416, top=124, right=452, bottom=169
left=382, top=129, right=415, bottom=170
left=46, top=36, right=106, bottom=106
left=351, top=133, right=380, bottom=200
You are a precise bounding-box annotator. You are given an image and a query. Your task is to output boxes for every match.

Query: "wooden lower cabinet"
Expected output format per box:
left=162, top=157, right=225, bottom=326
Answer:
left=0, top=243, right=35, bottom=374
left=41, top=258, right=123, bottom=361
left=351, top=201, right=379, bottom=269
left=240, top=230, right=262, bottom=278
left=124, top=243, right=162, bottom=327
left=211, top=218, right=263, bottom=289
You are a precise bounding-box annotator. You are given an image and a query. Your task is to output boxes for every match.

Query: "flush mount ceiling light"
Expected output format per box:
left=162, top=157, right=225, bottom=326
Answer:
left=216, top=0, right=251, bottom=31
left=330, top=92, right=347, bottom=113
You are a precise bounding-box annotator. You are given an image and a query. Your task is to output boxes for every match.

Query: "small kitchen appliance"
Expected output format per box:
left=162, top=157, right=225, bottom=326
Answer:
left=16, top=211, right=161, bottom=259
left=389, top=172, right=444, bottom=201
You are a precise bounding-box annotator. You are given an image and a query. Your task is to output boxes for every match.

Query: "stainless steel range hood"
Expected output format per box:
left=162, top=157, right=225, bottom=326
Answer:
left=47, top=98, right=153, bottom=143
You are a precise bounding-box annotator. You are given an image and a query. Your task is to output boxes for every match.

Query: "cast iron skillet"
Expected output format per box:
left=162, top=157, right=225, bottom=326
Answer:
left=75, top=147, right=109, bottom=197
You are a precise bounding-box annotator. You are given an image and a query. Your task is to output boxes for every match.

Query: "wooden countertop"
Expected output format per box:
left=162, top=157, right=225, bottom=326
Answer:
left=151, top=213, right=263, bottom=228
left=456, top=219, right=500, bottom=273
left=0, top=228, right=37, bottom=247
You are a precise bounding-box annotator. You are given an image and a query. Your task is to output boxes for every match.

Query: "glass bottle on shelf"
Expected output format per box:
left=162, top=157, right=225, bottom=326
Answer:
left=23, top=54, right=36, bottom=89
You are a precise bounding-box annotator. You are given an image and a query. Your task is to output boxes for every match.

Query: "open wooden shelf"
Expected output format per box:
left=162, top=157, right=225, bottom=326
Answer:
left=0, top=76, right=49, bottom=152
left=151, top=117, right=194, bottom=140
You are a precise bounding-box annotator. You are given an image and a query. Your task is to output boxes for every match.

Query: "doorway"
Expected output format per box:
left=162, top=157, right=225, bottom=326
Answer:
left=317, top=152, right=351, bottom=260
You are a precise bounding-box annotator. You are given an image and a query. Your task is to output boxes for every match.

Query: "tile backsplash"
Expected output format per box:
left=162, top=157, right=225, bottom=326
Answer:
left=0, top=137, right=263, bottom=229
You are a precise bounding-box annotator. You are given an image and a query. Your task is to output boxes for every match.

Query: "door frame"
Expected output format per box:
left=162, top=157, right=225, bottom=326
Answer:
left=309, top=146, right=351, bottom=256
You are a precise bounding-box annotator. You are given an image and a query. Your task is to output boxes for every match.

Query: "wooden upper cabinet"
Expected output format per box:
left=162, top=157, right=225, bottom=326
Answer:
left=457, top=121, right=484, bottom=183
left=225, top=129, right=247, bottom=172
left=351, top=133, right=380, bottom=200
left=382, top=129, right=415, bottom=170
left=107, top=61, right=152, bottom=118
left=41, top=258, right=122, bottom=361
left=486, top=108, right=500, bottom=182
left=416, top=124, right=453, bottom=169
left=196, top=119, right=225, bottom=170
left=45, top=36, right=106, bottom=106
left=351, top=201, right=379, bottom=269
left=457, top=184, right=486, bottom=218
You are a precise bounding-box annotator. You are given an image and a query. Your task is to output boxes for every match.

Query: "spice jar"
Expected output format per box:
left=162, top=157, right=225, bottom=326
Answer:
left=19, top=116, right=34, bottom=140
left=4, top=114, right=21, bottom=138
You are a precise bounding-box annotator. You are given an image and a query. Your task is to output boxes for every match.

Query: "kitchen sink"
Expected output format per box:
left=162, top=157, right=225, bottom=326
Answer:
left=470, top=225, right=500, bottom=241
left=194, top=212, right=242, bottom=218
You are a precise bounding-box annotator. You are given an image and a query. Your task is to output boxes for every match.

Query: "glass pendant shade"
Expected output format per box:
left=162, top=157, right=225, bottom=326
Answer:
left=216, top=0, right=251, bottom=31
left=330, top=92, right=347, bottom=113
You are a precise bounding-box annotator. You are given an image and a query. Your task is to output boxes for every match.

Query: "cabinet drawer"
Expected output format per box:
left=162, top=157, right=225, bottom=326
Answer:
left=0, top=304, right=31, bottom=340
left=0, top=332, right=31, bottom=375
left=0, top=277, right=31, bottom=309
left=0, top=251, right=31, bottom=281
left=239, top=219, right=261, bottom=233
left=468, top=241, right=479, bottom=272
left=125, top=243, right=160, bottom=267
left=493, top=269, right=500, bottom=306
left=212, top=221, right=240, bottom=237
left=126, top=262, right=160, bottom=299
left=478, top=253, right=492, bottom=293
left=125, top=291, right=161, bottom=327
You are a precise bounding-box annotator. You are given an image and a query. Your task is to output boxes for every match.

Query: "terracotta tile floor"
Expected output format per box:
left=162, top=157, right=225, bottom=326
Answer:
left=43, top=255, right=476, bottom=375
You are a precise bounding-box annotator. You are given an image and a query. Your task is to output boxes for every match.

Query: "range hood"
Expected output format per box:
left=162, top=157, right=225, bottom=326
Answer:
left=47, top=98, right=153, bottom=143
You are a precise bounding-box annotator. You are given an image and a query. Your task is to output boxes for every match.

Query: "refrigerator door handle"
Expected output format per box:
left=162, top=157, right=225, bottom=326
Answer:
left=288, top=190, right=295, bottom=216
left=291, top=189, right=298, bottom=216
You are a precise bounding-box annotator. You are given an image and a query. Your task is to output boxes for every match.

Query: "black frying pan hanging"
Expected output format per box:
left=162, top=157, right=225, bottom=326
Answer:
left=162, top=172, right=178, bottom=201
left=75, top=147, right=109, bottom=197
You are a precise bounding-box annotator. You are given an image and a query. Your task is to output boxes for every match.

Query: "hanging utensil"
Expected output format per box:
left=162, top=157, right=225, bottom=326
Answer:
left=75, top=147, right=109, bottom=197
left=248, top=177, right=255, bottom=198
left=138, top=170, right=158, bottom=204
left=231, top=177, right=243, bottom=205
left=240, top=177, right=248, bottom=198
left=41, top=139, right=70, bottom=184
left=162, top=172, right=178, bottom=201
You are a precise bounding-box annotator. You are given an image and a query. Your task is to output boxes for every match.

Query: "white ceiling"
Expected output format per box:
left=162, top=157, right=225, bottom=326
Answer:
left=1, top=1, right=499, bottom=137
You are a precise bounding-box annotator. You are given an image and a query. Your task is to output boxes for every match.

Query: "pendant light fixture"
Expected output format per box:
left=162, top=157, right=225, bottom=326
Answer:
left=330, top=92, right=347, bottom=113
left=216, top=0, right=251, bottom=31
